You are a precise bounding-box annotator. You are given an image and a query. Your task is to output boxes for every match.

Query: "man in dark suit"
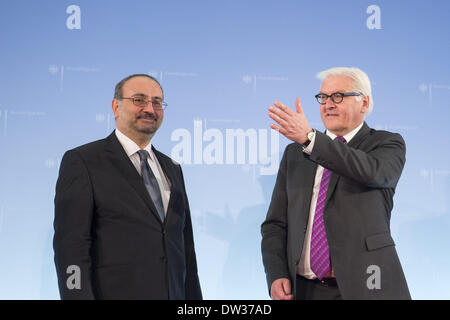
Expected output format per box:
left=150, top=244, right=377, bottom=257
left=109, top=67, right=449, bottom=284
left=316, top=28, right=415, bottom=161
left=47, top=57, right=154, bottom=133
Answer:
left=53, top=74, right=202, bottom=299
left=261, top=67, right=410, bottom=299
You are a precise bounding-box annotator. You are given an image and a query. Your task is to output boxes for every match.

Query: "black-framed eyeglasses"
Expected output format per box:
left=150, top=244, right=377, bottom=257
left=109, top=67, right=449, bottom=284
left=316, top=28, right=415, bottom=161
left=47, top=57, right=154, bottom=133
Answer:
left=315, top=92, right=361, bottom=104
left=120, top=96, right=168, bottom=110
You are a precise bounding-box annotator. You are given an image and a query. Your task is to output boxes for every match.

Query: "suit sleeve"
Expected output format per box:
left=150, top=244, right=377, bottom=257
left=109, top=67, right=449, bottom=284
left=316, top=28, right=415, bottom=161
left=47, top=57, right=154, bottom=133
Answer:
left=310, top=131, right=406, bottom=188
left=53, top=150, right=95, bottom=299
left=261, top=147, right=291, bottom=295
left=178, top=165, right=203, bottom=300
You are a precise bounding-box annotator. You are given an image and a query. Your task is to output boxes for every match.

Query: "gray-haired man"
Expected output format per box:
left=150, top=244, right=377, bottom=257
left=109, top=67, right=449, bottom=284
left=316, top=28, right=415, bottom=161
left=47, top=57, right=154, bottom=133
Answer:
left=261, top=67, right=410, bottom=300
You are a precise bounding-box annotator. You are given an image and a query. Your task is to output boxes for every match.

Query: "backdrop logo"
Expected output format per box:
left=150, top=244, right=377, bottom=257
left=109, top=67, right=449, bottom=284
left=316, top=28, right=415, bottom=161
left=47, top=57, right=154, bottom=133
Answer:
left=45, top=158, right=60, bottom=169
left=0, top=109, right=45, bottom=137
left=420, top=168, right=450, bottom=189
left=242, top=74, right=288, bottom=95
left=373, top=124, right=418, bottom=131
left=66, top=5, right=81, bottom=30
left=48, top=65, right=59, bottom=75
left=48, top=64, right=100, bottom=92
left=171, top=119, right=280, bottom=175
left=149, top=70, right=198, bottom=81
left=366, top=5, right=381, bottom=30
left=419, top=83, right=450, bottom=108
left=95, top=113, right=113, bottom=133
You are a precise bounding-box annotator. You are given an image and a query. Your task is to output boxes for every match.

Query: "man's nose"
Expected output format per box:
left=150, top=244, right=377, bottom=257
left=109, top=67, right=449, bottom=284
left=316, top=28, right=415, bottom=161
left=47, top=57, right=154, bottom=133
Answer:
left=324, top=97, right=336, bottom=109
left=142, top=101, right=156, bottom=113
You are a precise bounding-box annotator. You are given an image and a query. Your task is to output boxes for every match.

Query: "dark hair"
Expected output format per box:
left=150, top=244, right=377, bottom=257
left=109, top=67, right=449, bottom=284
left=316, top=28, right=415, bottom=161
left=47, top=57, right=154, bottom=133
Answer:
left=114, top=74, right=164, bottom=99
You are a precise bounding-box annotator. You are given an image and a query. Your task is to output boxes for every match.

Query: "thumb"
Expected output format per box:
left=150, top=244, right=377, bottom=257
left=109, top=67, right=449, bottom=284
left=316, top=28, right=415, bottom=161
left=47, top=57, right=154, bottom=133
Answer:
left=282, top=279, right=292, bottom=295
left=295, top=97, right=303, bottom=114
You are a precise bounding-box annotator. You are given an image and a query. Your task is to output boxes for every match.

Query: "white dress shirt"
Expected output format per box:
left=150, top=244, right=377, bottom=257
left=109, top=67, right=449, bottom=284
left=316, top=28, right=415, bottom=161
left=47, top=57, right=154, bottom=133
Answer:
left=297, top=122, right=364, bottom=279
left=115, top=129, right=171, bottom=215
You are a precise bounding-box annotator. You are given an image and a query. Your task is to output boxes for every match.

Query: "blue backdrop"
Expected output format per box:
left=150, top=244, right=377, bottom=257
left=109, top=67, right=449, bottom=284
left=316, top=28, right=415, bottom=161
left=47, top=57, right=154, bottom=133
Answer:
left=0, top=0, right=449, bottom=299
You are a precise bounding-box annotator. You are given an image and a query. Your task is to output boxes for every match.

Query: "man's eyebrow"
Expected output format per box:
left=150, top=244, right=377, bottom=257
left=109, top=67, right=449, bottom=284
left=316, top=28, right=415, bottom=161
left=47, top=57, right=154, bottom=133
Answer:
left=131, top=93, right=147, bottom=98
left=131, top=94, right=162, bottom=100
left=318, top=91, right=345, bottom=94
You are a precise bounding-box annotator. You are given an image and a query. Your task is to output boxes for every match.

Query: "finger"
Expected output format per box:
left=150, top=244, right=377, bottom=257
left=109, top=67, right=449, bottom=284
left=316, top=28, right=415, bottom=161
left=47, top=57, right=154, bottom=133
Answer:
left=273, top=101, right=295, bottom=117
left=270, top=124, right=288, bottom=137
left=272, top=289, right=283, bottom=300
left=275, top=282, right=293, bottom=300
left=271, top=282, right=283, bottom=300
left=281, top=280, right=292, bottom=295
left=269, top=105, right=291, bottom=122
left=295, top=97, right=304, bottom=114
left=269, top=123, right=281, bottom=132
left=268, top=111, right=288, bottom=127
left=271, top=279, right=295, bottom=300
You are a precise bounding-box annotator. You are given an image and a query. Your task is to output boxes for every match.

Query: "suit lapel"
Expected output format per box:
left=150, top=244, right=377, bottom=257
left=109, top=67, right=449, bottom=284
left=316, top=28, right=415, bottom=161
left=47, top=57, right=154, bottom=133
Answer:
left=151, top=146, right=176, bottom=193
left=324, top=122, right=371, bottom=208
left=104, top=132, right=163, bottom=225
left=347, top=122, right=370, bottom=149
left=291, top=149, right=318, bottom=262
left=325, top=173, right=339, bottom=209
left=301, top=156, right=318, bottom=216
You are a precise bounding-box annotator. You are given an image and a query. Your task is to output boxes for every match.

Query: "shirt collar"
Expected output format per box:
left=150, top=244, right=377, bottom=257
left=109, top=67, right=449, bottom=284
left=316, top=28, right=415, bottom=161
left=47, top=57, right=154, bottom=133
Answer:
left=115, top=129, right=153, bottom=157
left=326, top=121, right=364, bottom=143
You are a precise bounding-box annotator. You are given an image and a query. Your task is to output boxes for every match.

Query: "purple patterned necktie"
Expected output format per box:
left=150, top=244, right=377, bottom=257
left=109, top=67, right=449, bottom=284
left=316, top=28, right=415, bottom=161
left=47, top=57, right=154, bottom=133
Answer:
left=310, top=135, right=346, bottom=279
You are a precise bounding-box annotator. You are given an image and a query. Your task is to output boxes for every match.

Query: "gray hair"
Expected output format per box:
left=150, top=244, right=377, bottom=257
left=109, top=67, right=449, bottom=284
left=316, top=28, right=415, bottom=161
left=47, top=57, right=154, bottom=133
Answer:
left=316, top=67, right=373, bottom=116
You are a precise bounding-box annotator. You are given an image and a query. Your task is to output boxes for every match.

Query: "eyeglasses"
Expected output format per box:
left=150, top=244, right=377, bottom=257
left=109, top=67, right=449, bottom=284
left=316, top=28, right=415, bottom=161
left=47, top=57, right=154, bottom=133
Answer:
left=120, top=96, right=168, bottom=110
left=315, top=92, right=361, bottom=104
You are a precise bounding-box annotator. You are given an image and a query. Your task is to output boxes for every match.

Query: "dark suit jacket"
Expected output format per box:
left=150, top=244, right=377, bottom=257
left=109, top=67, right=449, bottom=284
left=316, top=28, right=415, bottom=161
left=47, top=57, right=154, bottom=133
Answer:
left=53, top=132, right=202, bottom=300
left=261, top=122, right=411, bottom=299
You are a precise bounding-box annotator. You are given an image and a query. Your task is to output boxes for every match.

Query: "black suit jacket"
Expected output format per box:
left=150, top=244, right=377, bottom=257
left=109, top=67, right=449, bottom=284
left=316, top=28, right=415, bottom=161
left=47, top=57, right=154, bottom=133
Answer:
left=53, top=132, right=202, bottom=300
left=261, top=122, right=411, bottom=299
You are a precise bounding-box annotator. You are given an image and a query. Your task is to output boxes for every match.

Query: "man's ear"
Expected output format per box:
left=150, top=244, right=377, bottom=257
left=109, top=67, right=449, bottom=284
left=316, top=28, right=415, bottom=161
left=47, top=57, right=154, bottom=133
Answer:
left=112, top=99, right=119, bottom=119
left=360, top=96, right=369, bottom=114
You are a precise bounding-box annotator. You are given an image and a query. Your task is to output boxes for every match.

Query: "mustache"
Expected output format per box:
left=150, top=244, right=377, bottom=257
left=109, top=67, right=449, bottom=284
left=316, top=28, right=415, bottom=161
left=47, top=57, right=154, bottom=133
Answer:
left=137, top=112, right=158, bottom=121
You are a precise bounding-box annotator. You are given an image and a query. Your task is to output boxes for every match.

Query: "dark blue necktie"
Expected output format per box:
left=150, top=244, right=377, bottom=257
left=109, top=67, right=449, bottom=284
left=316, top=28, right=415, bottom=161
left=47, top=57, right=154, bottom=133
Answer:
left=137, top=150, right=165, bottom=222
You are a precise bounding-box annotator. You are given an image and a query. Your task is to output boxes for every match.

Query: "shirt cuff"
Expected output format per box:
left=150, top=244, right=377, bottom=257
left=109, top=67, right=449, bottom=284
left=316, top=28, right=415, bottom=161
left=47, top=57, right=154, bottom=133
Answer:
left=302, top=130, right=316, bottom=155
